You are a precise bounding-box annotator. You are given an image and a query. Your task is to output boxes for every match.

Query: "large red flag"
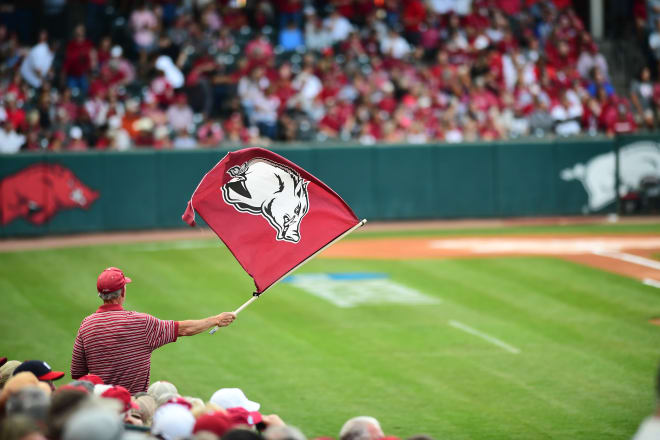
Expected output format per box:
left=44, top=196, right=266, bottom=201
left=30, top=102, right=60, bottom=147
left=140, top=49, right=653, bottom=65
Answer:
left=182, top=147, right=361, bottom=294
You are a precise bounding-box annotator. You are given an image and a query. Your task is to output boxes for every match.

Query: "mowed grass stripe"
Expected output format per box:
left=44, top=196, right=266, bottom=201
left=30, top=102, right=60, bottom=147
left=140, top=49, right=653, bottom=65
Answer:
left=1, top=229, right=660, bottom=438
left=390, top=257, right=659, bottom=435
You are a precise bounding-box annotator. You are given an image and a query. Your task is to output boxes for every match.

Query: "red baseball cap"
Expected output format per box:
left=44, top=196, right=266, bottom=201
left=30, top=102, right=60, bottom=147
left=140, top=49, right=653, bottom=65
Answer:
left=79, top=374, right=104, bottom=385
left=101, top=385, right=139, bottom=413
left=97, top=267, right=132, bottom=293
left=226, top=407, right=263, bottom=426
left=193, top=411, right=235, bottom=437
left=165, top=396, right=193, bottom=410
left=57, top=384, right=89, bottom=394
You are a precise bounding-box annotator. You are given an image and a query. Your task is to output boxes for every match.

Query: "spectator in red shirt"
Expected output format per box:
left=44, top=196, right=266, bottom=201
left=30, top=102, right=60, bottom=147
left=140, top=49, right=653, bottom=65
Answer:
left=56, top=88, right=79, bottom=125
left=197, top=119, right=224, bottom=147
left=605, top=99, right=638, bottom=136
left=224, top=112, right=252, bottom=143
left=319, top=100, right=346, bottom=138
left=4, top=72, right=27, bottom=108
left=63, top=25, right=97, bottom=96
left=96, top=36, right=112, bottom=67
left=402, top=0, right=427, bottom=45
left=4, top=93, right=26, bottom=132
left=71, top=267, right=237, bottom=394
left=67, top=126, right=89, bottom=151
left=245, top=32, right=274, bottom=62
left=496, top=0, right=524, bottom=15
left=470, top=79, right=500, bottom=114
left=277, top=0, right=303, bottom=29
left=553, top=0, right=572, bottom=10
left=100, top=46, right=136, bottom=89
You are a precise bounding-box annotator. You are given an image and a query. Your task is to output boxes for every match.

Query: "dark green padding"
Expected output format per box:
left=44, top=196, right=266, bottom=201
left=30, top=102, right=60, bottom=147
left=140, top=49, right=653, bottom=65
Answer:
left=0, top=137, right=624, bottom=237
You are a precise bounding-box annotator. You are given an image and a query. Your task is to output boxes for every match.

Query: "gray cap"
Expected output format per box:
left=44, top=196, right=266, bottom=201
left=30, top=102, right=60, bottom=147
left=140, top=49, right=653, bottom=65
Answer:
left=6, top=386, right=50, bottom=421
left=63, top=407, right=124, bottom=440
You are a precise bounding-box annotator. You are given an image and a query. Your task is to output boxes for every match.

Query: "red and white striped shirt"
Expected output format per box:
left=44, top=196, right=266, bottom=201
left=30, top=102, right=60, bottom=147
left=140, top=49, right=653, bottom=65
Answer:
left=71, top=304, right=179, bottom=394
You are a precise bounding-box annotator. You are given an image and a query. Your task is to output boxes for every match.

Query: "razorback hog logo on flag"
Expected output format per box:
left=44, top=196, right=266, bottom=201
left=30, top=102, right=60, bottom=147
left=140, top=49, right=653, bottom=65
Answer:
left=0, top=163, right=99, bottom=226
left=222, top=158, right=310, bottom=243
left=183, top=147, right=360, bottom=293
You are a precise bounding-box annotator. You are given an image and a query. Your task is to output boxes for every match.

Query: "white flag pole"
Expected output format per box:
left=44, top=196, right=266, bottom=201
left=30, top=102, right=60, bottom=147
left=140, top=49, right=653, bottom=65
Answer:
left=209, top=218, right=367, bottom=335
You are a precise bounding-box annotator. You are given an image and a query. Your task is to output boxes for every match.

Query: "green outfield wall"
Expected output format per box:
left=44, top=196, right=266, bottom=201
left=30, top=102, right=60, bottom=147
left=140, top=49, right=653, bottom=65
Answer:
left=2, top=135, right=657, bottom=237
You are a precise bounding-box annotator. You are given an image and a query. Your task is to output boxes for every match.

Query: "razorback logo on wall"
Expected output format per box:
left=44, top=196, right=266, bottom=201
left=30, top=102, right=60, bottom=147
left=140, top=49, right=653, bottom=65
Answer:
left=560, top=141, right=660, bottom=212
left=0, top=163, right=99, bottom=225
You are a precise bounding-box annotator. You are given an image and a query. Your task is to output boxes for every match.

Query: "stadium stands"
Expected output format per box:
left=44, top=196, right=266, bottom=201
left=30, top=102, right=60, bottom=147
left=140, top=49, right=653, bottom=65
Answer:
left=0, top=1, right=650, bottom=151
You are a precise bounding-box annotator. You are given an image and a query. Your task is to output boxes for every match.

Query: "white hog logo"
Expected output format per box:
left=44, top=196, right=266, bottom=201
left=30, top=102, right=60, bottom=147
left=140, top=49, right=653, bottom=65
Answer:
left=561, top=141, right=660, bottom=211
left=222, top=158, right=310, bottom=243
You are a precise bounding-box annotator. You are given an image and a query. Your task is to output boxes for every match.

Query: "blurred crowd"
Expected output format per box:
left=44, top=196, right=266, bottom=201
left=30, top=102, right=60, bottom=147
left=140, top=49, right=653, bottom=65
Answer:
left=0, top=0, right=655, bottom=152
left=0, top=357, right=409, bottom=440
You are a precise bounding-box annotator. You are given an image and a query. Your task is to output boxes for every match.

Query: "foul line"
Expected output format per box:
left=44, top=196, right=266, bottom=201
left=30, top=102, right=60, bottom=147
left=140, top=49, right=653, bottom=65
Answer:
left=449, top=320, right=521, bottom=354
left=643, top=279, right=660, bottom=289
left=592, top=251, right=660, bottom=271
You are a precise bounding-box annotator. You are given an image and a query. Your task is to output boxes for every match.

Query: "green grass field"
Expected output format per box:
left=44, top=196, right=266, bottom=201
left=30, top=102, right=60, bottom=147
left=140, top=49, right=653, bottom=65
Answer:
left=2, top=223, right=660, bottom=439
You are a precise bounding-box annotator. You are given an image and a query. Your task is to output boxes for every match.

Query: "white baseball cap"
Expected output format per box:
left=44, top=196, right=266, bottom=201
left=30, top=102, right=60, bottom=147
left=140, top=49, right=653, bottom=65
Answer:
left=93, top=384, right=113, bottom=396
left=155, top=55, right=184, bottom=89
left=151, top=403, right=195, bottom=440
left=209, top=388, right=260, bottom=412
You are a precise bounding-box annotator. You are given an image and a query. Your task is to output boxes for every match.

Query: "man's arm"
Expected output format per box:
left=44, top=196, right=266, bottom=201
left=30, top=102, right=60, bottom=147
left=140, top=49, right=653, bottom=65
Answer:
left=178, top=312, right=236, bottom=336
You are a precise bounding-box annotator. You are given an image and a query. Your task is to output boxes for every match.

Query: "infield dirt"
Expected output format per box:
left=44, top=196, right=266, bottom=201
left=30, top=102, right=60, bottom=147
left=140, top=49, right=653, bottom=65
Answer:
left=322, top=235, right=660, bottom=282
left=1, top=216, right=659, bottom=283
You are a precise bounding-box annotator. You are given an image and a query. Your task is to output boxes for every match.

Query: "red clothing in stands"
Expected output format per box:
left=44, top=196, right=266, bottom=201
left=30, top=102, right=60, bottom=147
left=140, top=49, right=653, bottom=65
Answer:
left=71, top=304, right=179, bottom=394
left=495, top=0, right=522, bottom=15
left=64, top=40, right=94, bottom=77
left=402, top=0, right=427, bottom=33
left=552, top=0, right=572, bottom=9
left=276, top=0, right=302, bottom=14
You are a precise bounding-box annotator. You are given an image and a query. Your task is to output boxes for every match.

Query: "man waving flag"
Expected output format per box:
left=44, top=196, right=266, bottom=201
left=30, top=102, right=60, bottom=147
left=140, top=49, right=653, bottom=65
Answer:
left=183, top=147, right=364, bottom=298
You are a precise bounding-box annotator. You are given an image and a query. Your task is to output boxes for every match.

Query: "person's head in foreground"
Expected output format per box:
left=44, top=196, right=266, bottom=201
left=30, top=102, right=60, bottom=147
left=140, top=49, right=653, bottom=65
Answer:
left=62, top=406, right=124, bottom=440
left=339, top=416, right=384, bottom=440
left=0, top=372, right=46, bottom=414
left=100, top=385, right=140, bottom=424
left=0, top=360, right=22, bottom=389
left=5, top=386, right=51, bottom=423
left=657, top=362, right=660, bottom=406
left=151, top=401, right=196, bottom=440
left=209, top=388, right=259, bottom=411
left=0, top=414, right=47, bottom=440
left=134, top=393, right=157, bottom=426
left=147, top=381, right=179, bottom=407
left=223, top=428, right=265, bottom=440
left=193, top=410, right=235, bottom=438
left=631, top=361, right=660, bottom=439
left=263, top=424, right=307, bottom=440
left=12, top=360, right=65, bottom=392
left=47, top=387, right=90, bottom=440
